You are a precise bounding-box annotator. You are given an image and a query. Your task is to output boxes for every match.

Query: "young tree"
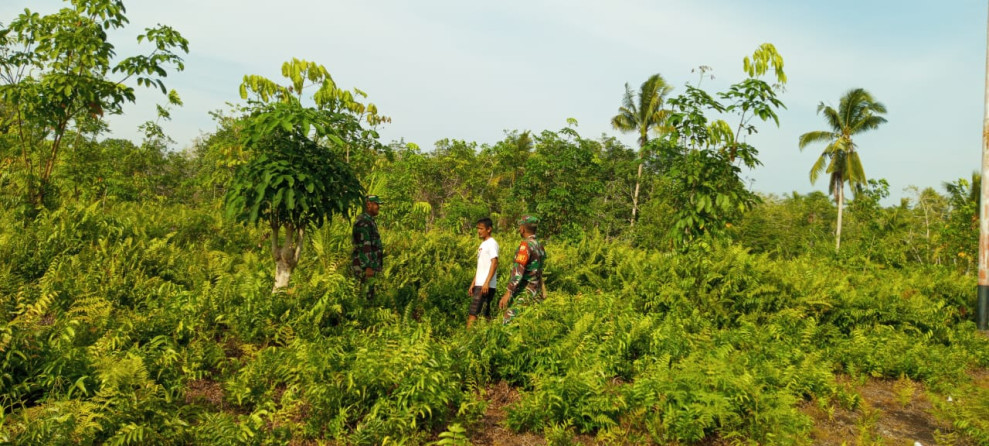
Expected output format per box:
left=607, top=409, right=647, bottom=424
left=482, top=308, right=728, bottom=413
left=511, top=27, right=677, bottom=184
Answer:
left=798, top=88, right=888, bottom=252
left=224, top=59, right=386, bottom=291
left=658, top=142, right=759, bottom=247
left=611, top=74, right=673, bottom=227
left=0, top=0, right=188, bottom=210
left=654, top=44, right=787, bottom=248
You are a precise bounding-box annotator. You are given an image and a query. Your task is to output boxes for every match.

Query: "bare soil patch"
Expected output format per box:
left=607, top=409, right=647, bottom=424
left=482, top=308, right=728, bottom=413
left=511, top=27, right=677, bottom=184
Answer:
left=801, top=376, right=978, bottom=446
left=468, top=381, right=546, bottom=446
left=184, top=378, right=225, bottom=409
left=469, top=375, right=987, bottom=445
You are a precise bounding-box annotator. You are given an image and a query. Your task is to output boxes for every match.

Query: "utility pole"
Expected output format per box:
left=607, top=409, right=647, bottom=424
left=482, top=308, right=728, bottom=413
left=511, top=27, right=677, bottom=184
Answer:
left=979, top=1, right=989, bottom=331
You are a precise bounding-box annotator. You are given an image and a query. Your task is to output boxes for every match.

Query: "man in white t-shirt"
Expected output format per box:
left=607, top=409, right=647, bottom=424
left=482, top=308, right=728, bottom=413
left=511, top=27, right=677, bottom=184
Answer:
left=468, top=217, right=499, bottom=327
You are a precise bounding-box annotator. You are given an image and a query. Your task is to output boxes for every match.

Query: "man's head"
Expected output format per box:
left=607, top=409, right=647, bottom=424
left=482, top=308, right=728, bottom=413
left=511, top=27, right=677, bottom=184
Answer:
left=517, top=215, right=538, bottom=236
left=365, top=195, right=383, bottom=217
left=476, top=217, right=493, bottom=240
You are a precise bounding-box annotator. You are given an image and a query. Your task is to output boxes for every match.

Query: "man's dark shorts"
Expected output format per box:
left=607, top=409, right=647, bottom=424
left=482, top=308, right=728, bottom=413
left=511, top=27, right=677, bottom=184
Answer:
left=469, top=286, right=496, bottom=317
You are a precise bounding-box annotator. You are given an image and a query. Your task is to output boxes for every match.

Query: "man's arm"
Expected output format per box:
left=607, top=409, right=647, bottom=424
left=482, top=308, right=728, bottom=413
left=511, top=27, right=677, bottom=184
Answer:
left=500, top=243, right=528, bottom=309
left=482, top=257, right=498, bottom=294
left=352, top=218, right=365, bottom=247
left=505, top=242, right=528, bottom=293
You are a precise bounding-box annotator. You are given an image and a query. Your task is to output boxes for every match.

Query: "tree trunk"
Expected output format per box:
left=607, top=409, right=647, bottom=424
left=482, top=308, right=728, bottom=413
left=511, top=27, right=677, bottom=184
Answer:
left=922, top=200, right=932, bottom=264
left=35, top=123, right=68, bottom=207
left=270, top=222, right=305, bottom=292
left=835, top=182, right=844, bottom=253
left=273, top=258, right=293, bottom=291
left=630, top=162, right=643, bottom=227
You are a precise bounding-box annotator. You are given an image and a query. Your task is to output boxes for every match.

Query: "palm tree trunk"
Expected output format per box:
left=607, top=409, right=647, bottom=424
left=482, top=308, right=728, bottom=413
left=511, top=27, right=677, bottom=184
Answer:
left=630, top=162, right=643, bottom=227
left=631, top=132, right=648, bottom=228
left=835, top=182, right=844, bottom=253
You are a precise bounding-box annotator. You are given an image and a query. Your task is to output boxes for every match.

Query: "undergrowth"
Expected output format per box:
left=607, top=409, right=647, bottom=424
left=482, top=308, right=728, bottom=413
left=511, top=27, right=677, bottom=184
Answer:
left=1, top=201, right=987, bottom=444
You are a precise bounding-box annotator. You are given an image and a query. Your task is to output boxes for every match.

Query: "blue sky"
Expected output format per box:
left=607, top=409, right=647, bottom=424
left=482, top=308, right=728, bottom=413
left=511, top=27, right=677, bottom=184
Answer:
left=3, top=0, right=987, bottom=202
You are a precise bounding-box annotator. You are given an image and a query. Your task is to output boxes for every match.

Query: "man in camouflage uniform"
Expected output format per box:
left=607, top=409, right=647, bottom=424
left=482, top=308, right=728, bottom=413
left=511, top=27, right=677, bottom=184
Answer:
left=352, top=195, right=384, bottom=299
left=498, top=215, right=546, bottom=324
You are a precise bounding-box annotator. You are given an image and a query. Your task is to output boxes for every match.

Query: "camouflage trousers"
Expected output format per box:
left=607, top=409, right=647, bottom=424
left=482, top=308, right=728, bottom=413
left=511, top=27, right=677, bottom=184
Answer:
left=352, top=266, right=378, bottom=300
left=502, top=287, right=542, bottom=325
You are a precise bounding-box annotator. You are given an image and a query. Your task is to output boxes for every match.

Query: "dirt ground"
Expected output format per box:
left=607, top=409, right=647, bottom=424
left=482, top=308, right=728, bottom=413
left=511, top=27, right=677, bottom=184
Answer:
left=181, top=371, right=985, bottom=444
left=801, top=378, right=951, bottom=446
left=468, top=381, right=552, bottom=446
left=465, top=375, right=985, bottom=446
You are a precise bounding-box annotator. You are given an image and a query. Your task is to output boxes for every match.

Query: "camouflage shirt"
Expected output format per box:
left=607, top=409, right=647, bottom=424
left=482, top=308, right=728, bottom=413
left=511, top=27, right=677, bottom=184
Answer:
left=506, top=235, right=546, bottom=298
left=351, top=212, right=383, bottom=273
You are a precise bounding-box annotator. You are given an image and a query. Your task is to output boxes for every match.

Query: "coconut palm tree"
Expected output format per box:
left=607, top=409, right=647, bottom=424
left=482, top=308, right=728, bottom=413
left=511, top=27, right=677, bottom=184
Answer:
left=798, top=88, right=887, bottom=252
left=611, top=74, right=673, bottom=227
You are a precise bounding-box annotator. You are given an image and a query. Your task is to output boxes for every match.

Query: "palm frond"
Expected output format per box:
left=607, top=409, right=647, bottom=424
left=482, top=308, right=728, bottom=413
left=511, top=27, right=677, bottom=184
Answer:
left=620, top=83, right=636, bottom=111
left=867, top=99, right=887, bottom=114
left=611, top=113, right=635, bottom=132
left=798, top=130, right=835, bottom=149
left=846, top=151, right=867, bottom=186
left=818, top=105, right=842, bottom=132
left=825, top=150, right=839, bottom=175
left=809, top=154, right=827, bottom=184
left=611, top=73, right=672, bottom=148
left=840, top=88, right=868, bottom=125
left=851, top=115, right=888, bottom=134
left=830, top=136, right=851, bottom=156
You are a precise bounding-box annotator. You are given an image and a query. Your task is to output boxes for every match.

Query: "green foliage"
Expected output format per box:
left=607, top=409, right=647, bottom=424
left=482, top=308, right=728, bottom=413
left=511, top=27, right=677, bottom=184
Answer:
left=224, top=125, right=362, bottom=230
left=227, top=59, right=379, bottom=230
left=743, top=42, right=787, bottom=85
left=942, top=173, right=979, bottom=272
left=659, top=144, right=760, bottom=247
left=431, top=423, right=470, bottom=446
left=734, top=191, right=835, bottom=257
left=611, top=73, right=674, bottom=227
left=2, top=186, right=989, bottom=444
left=224, top=59, right=379, bottom=290
left=799, top=87, right=888, bottom=252
left=2, top=30, right=988, bottom=446
left=0, top=0, right=188, bottom=209
left=931, top=381, right=989, bottom=445
left=368, top=127, right=639, bottom=240
left=517, top=126, right=604, bottom=236
left=611, top=73, right=673, bottom=148
left=635, top=44, right=786, bottom=249
left=450, top=235, right=989, bottom=443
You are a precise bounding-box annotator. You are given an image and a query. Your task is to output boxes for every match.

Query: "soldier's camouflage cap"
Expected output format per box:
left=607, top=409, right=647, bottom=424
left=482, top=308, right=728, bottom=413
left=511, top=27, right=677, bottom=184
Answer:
left=517, top=215, right=539, bottom=225
left=366, top=195, right=384, bottom=204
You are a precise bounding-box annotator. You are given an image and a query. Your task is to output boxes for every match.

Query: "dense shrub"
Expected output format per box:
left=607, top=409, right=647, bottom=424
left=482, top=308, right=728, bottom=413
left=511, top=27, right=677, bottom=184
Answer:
left=1, top=201, right=988, bottom=444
